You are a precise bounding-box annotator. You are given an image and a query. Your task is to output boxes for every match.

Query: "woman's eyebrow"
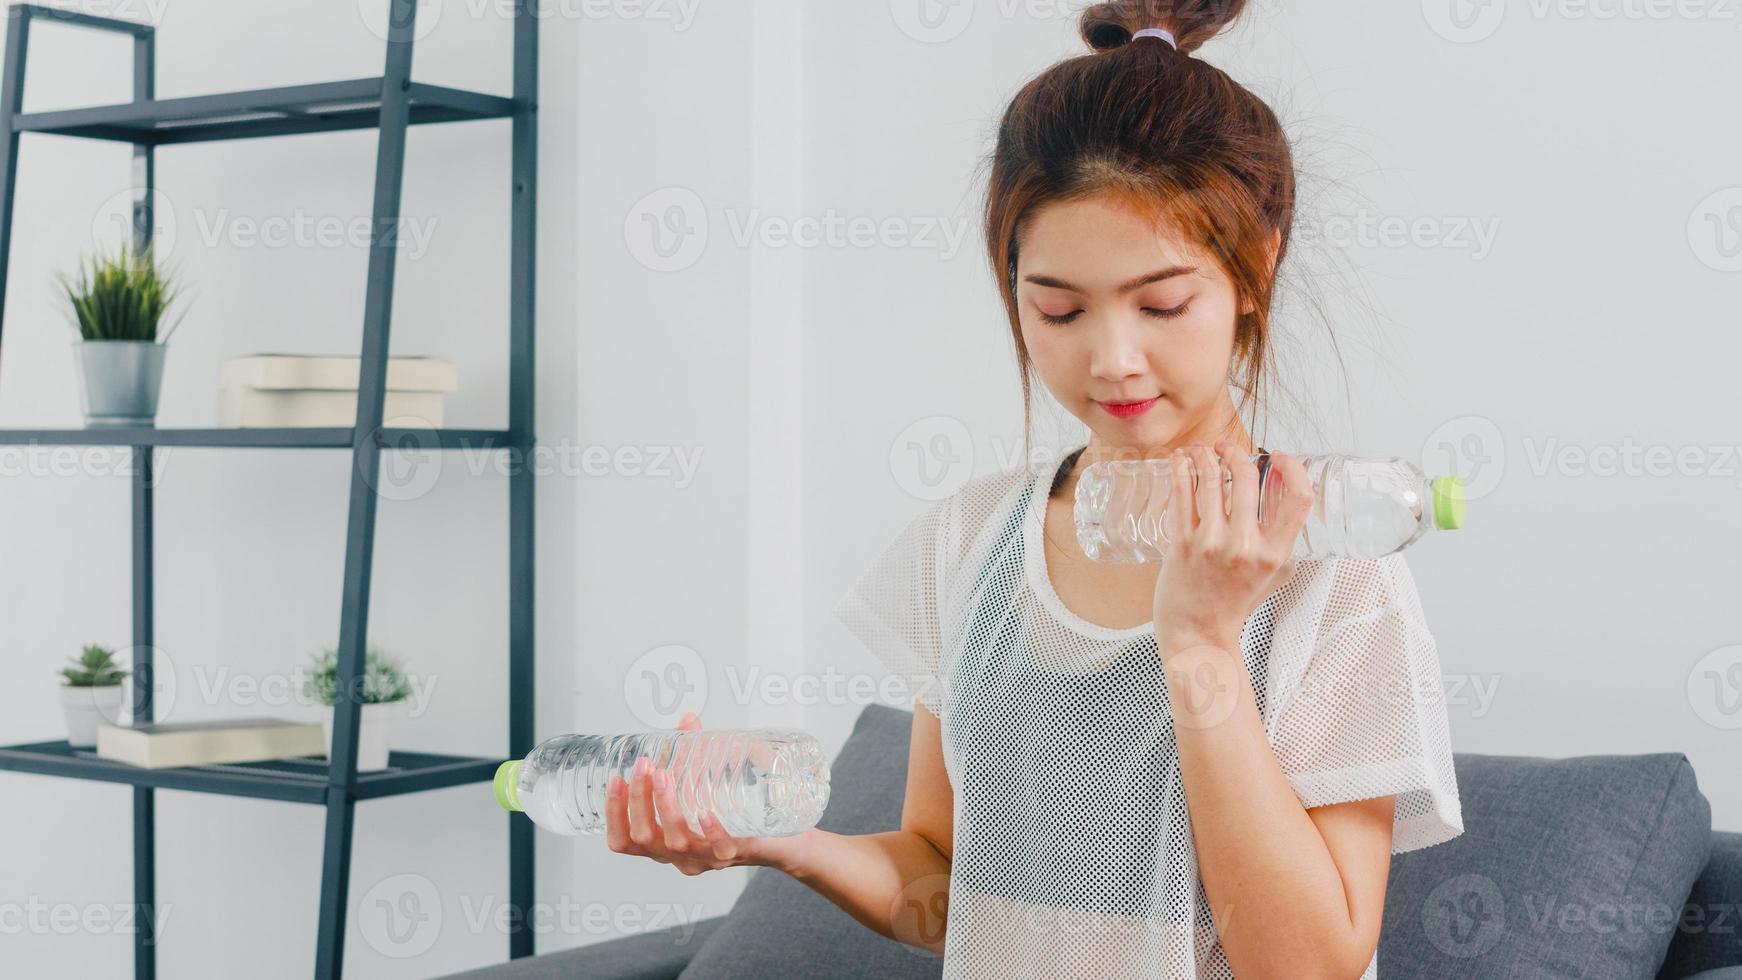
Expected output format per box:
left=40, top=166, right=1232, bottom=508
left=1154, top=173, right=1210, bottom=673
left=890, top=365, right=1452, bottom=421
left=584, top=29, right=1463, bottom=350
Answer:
left=1022, top=265, right=1200, bottom=295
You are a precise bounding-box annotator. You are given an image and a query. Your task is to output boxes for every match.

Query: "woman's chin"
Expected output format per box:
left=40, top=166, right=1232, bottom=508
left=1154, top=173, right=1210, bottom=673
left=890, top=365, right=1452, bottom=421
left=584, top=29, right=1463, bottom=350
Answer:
left=1085, top=427, right=1185, bottom=461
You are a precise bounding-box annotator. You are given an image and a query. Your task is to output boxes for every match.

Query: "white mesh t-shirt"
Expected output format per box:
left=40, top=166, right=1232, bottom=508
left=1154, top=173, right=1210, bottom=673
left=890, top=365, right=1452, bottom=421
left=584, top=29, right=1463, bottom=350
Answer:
left=831, top=449, right=1463, bottom=979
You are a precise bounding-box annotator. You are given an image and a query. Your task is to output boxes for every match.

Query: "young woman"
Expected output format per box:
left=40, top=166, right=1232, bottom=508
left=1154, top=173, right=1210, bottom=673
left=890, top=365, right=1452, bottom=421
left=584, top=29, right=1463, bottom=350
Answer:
left=601, top=3, right=1463, bottom=977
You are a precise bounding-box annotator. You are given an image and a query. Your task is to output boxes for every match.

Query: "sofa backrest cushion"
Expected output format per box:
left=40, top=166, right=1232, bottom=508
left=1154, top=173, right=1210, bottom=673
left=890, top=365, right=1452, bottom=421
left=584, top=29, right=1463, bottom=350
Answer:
left=679, top=706, right=1717, bottom=980
left=1380, top=752, right=1712, bottom=980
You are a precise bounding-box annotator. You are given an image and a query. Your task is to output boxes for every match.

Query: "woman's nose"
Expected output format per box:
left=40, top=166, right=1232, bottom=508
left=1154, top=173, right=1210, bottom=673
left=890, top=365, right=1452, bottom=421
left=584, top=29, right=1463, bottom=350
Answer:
left=1088, top=316, right=1148, bottom=380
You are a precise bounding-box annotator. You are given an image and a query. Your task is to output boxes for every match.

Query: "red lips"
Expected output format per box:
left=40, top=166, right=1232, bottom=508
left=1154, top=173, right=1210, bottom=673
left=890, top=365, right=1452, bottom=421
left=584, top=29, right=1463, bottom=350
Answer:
left=1098, top=397, right=1160, bottom=419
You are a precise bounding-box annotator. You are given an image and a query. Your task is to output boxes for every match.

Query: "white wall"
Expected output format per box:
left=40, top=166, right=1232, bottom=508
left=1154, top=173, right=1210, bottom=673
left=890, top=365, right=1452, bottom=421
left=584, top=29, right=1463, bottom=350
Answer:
left=1, top=1, right=1738, bottom=977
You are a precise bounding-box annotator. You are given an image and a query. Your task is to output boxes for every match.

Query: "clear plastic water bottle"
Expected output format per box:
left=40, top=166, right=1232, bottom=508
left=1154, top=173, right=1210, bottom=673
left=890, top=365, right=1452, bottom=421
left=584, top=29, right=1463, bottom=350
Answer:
left=493, top=729, right=831, bottom=838
left=1074, top=453, right=1465, bottom=563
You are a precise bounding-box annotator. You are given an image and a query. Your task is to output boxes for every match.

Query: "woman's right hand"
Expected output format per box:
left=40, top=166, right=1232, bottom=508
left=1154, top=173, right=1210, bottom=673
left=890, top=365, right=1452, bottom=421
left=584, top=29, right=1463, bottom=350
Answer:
left=604, top=711, right=814, bottom=877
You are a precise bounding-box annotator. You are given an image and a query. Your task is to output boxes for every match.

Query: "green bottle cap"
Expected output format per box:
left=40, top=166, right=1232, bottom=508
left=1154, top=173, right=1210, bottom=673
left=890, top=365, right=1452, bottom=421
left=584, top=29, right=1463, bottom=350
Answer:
left=494, top=760, right=523, bottom=812
left=1431, top=476, right=1466, bottom=530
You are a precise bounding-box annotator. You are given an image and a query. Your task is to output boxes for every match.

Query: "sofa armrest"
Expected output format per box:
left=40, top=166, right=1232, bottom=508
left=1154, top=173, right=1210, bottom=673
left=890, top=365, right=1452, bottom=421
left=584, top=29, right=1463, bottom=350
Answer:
left=1660, top=830, right=1742, bottom=979
left=435, top=915, right=728, bottom=980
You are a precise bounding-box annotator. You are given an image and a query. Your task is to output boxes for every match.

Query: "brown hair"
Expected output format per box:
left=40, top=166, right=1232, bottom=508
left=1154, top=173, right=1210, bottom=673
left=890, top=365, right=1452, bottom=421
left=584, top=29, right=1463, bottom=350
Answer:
left=982, top=0, right=1295, bottom=464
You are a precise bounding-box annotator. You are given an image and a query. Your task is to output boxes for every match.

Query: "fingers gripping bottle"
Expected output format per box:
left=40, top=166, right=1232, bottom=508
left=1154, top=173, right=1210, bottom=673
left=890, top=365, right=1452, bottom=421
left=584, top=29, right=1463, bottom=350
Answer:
left=1074, top=453, right=1466, bottom=563
left=493, top=729, right=831, bottom=838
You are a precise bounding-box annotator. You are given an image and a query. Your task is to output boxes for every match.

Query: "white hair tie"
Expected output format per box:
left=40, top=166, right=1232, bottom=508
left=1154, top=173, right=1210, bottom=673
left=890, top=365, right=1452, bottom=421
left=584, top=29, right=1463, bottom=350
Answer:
left=1130, top=27, right=1177, bottom=50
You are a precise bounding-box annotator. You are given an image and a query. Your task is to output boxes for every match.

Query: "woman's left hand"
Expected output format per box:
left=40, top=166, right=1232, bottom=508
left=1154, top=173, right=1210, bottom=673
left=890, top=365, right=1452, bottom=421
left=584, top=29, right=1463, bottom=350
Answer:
left=1152, top=441, right=1315, bottom=662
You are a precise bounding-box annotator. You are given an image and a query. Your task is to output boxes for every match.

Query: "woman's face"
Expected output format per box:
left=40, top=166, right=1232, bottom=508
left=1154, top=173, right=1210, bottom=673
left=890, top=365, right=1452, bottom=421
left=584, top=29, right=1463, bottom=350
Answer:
left=1015, top=190, right=1256, bottom=461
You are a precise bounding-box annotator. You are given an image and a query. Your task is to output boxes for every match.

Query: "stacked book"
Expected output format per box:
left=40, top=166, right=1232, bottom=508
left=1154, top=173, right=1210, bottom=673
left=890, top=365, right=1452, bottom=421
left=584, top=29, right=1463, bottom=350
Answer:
left=96, top=718, right=325, bottom=769
left=219, top=354, right=459, bottom=428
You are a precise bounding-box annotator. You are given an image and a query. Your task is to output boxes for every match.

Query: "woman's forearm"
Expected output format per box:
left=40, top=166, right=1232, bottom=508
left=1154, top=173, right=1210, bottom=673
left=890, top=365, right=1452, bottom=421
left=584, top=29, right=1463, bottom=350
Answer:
left=1162, top=640, right=1371, bottom=980
left=776, top=828, right=952, bottom=953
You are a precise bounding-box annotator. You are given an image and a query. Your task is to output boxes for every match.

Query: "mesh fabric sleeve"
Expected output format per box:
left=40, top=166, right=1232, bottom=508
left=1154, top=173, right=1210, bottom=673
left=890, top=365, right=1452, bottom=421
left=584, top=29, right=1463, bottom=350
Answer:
left=830, top=495, right=957, bottom=718
left=1265, top=552, right=1464, bottom=855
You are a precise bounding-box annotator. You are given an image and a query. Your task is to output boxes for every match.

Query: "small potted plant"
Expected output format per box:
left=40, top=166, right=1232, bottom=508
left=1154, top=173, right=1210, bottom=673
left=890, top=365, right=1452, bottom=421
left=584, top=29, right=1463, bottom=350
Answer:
left=60, top=643, right=130, bottom=748
left=300, top=644, right=411, bottom=772
left=59, top=243, right=188, bottom=427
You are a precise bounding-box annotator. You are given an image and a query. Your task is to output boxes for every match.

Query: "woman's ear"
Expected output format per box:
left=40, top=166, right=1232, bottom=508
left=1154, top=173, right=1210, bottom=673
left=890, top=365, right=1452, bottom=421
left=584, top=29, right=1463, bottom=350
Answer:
left=1238, top=229, right=1284, bottom=316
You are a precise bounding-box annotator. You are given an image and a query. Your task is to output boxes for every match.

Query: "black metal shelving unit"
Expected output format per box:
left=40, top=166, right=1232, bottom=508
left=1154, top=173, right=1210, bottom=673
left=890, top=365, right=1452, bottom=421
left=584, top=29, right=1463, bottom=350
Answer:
left=0, top=3, right=537, bottom=978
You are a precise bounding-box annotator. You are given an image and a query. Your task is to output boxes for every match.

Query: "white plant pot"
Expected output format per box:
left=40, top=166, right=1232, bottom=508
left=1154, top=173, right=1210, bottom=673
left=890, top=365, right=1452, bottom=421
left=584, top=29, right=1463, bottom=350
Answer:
left=322, top=701, right=402, bottom=772
left=61, top=685, right=126, bottom=748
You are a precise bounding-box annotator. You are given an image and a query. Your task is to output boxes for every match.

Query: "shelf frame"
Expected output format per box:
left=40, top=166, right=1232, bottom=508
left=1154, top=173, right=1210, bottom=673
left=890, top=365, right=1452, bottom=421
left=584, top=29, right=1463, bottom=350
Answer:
left=0, top=3, right=539, bottom=978
left=12, top=78, right=518, bottom=144
left=0, top=426, right=523, bottom=449
left=0, top=741, right=505, bottom=804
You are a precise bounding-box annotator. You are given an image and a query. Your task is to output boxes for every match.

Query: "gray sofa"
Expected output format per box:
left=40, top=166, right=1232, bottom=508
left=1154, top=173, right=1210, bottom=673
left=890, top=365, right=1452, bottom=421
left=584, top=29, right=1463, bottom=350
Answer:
left=443, top=703, right=1742, bottom=980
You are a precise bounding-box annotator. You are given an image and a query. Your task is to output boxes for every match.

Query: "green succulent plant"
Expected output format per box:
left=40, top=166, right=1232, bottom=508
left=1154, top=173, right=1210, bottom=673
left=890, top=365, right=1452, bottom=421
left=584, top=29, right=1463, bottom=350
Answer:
left=300, top=645, right=411, bottom=706
left=59, top=242, right=188, bottom=343
left=62, top=643, right=129, bottom=687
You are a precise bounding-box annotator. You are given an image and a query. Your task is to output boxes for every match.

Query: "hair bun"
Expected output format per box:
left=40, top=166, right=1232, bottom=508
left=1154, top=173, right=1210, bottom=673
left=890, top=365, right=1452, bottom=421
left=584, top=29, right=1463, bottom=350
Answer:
left=1079, top=0, right=1248, bottom=55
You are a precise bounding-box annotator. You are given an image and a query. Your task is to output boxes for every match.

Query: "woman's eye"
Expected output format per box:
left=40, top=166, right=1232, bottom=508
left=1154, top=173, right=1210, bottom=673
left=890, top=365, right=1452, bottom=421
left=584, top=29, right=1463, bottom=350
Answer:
left=1036, top=302, right=1188, bottom=325
left=1143, top=302, right=1191, bottom=320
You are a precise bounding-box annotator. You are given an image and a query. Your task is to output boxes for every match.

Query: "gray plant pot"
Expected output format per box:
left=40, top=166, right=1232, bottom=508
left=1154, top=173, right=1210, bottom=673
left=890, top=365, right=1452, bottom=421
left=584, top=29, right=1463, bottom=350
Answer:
left=74, top=340, right=167, bottom=427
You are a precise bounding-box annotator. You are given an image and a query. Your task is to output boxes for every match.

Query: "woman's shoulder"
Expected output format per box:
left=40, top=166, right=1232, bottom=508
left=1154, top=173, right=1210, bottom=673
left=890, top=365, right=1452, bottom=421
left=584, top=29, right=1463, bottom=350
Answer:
left=921, top=464, right=1041, bottom=588
left=950, top=464, right=1035, bottom=514
left=938, top=444, right=1079, bottom=521
left=1266, top=552, right=1423, bottom=631
left=945, top=462, right=1053, bottom=544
